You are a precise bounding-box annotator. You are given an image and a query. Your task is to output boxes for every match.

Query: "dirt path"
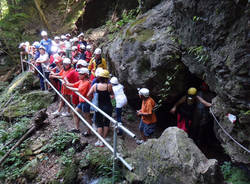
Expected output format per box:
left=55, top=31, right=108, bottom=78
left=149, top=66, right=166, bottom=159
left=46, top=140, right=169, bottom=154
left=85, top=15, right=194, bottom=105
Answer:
left=32, top=101, right=140, bottom=182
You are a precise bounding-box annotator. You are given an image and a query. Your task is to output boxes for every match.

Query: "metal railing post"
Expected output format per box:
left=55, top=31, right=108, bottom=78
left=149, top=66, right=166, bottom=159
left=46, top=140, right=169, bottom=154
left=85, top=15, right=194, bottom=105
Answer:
left=112, top=122, right=118, bottom=184
left=20, top=54, right=24, bottom=73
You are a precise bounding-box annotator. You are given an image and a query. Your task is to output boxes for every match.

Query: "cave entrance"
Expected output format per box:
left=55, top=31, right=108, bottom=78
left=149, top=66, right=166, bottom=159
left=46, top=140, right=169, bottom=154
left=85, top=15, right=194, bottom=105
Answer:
left=154, top=73, right=230, bottom=162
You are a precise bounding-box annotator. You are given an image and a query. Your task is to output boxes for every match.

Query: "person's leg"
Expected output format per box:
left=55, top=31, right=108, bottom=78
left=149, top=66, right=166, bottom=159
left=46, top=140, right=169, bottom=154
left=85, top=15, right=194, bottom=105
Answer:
left=37, top=65, right=45, bottom=90
left=139, top=119, right=146, bottom=141
left=116, top=107, right=123, bottom=135
left=58, top=98, right=64, bottom=112
left=73, top=106, right=82, bottom=130
left=82, top=103, right=92, bottom=135
left=65, top=95, right=71, bottom=113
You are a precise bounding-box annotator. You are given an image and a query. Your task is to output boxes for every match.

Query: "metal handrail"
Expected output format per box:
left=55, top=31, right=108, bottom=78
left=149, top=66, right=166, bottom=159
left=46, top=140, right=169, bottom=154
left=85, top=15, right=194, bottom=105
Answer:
left=22, top=61, right=134, bottom=173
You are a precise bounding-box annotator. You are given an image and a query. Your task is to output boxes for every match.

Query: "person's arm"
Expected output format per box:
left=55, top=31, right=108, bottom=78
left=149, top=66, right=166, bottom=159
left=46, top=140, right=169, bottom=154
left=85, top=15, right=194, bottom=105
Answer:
left=87, top=83, right=96, bottom=98
left=102, top=58, right=107, bottom=69
left=108, top=84, right=114, bottom=96
left=137, top=101, right=153, bottom=117
left=170, top=96, right=186, bottom=114
left=196, top=96, right=212, bottom=107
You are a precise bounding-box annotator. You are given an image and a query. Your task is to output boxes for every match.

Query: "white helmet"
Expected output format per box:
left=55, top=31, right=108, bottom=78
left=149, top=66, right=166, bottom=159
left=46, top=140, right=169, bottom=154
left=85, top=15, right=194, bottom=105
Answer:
left=138, top=88, right=149, bottom=97
left=39, top=45, right=46, bottom=50
left=41, top=31, right=48, bottom=36
left=80, top=44, right=85, bottom=49
left=61, top=35, right=66, bottom=40
left=110, top=77, right=119, bottom=85
left=19, top=42, right=25, bottom=48
left=94, top=48, right=102, bottom=55
left=77, top=60, right=88, bottom=67
left=63, top=58, right=71, bottom=64
left=72, top=37, right=78, bottom=43
left=78, top=68, right=89, bottom=75
left=72, top=46, right=78, bottom=51
left=65, top=33, right=71, bottom=37
left=54, top=36, right=60, bottom=40
left=25, top=41, right=30, bottom=46
left=78, top=32, right=84, bottom=37
left=95, top=68, right=103, bottom=77
left=86, top=45, right=91, bottom=50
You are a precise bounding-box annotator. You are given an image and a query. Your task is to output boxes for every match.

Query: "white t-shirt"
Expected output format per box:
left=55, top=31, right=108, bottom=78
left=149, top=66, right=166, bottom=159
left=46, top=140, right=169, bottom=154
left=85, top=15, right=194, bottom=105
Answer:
left=37, top=52, right=49, bottom=72
left=112, top=84, right=127, bottom=108
left=64, top=40, right=71, bottom=50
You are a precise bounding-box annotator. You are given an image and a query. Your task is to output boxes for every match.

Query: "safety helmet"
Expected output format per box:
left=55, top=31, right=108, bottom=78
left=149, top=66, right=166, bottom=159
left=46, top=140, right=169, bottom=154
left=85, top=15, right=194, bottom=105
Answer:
left=63, top=58, right=71, bottom=65
left=65, top=33, right=71, bottom=37
left=110, top=77, right=119, bottom=85
left=78, top=32, right=84, bottom=38
left=72, top=37, right=78, bottom=43
left=39, top=46, right=46, bottom=50
left=95, top=68, right=103, bottom=77
left=54, top=36, right=60, bottom=40
left=32, top=41, right=40, bottom=48
left=86, top=45, right=91, bottom=50
left=94, top=48, right=102, bottom=55
left=55, top=56, right=63, bottom=64
left=80, top=44, right=85, bottom=49
left=77, top=60, right=88, bottom=67
left=187, top=87, right=197, bottom=95
left=99, top=69, right=110, bottom=78
left=138, top=88, right=150, bottom=97
left=41, top=31, right=48, bottom=37
left=19, top=42, right=25, bottom=48
left=61, top=35, right=66, bottom=40
left=25, top=41, right=30, bottom=46
left=72, top=46, right=78, bottom=51
left=78, top=68, right=89, bottom=75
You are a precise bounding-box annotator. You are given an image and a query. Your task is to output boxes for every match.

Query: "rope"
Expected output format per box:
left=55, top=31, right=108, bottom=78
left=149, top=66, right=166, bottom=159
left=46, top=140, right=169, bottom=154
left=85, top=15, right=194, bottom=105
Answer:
left=209, top=108, right=250, bottom=153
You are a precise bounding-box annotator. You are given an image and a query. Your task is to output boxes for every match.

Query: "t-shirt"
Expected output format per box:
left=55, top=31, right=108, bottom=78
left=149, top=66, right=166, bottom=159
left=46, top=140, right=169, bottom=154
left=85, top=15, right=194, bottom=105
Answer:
left=40, top=39, right=52, bottom=55
left=66, top=69, right=79, bottom=83
left=59, top=68, right=73, bottom=95
left=112, top=84, right=127, bottom=108
left=73, top=80, right=91, bottom=102
left=64, top=40, right=71, bottom=50
left=141, top=97, right=157, bottom=124
left=37, top=53, right=49, bottom=72
left=85, top=51, right=92, bottom=62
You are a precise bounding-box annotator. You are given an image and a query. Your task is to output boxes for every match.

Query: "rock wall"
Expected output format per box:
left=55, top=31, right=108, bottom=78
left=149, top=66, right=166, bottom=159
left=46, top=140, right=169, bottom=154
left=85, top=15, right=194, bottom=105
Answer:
left=104, top=0, right=250, bottom=163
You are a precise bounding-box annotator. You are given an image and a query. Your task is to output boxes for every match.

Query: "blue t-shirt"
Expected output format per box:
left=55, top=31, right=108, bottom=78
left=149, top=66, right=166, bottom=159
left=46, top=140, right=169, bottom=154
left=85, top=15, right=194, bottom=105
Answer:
left=34, top=51, right=40, bottom=60
left=40, top=39, right=52, bottom=55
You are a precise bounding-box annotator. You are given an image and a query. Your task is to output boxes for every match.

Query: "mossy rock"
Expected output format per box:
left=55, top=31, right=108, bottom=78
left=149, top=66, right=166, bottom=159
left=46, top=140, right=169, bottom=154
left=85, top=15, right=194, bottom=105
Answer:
left=22, top=158, right=39, bottom=181
left=2, top=90, right=54, bottom=119
left=60, top=162, right=79, bottom=184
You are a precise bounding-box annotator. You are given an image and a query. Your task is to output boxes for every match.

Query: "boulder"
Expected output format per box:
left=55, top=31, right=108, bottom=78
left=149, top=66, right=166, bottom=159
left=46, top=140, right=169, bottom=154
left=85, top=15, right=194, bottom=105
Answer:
left=125, top=127, right=219, bottom=184
left=104, top=0, right=250, bottom=163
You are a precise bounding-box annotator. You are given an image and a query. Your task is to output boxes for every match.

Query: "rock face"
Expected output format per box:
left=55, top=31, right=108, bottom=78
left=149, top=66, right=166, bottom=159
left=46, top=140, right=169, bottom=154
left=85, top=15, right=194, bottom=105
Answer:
left=125, top=127, right=219, bottom=184
left=104, top=0, right=250, bottom=163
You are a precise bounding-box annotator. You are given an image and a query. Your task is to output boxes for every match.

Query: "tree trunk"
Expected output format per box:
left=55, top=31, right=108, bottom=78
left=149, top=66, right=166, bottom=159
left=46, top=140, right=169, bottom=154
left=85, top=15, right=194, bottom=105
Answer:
left=33, top=0, right=51, bottom=31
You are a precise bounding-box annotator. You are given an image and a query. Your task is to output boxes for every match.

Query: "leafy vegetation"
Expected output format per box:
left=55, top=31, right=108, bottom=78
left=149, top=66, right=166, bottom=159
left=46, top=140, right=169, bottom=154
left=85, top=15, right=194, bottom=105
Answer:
left=188, top=45, right=209, bottom=63
left=42, top=130, right=80, bottom=155
left=221, top=162, right=250, bottom=184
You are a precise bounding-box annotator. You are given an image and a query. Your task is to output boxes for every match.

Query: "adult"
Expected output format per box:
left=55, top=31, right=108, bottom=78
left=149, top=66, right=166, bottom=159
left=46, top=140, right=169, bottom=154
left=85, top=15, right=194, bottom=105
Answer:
left=64, top=60, right=88, bottom=107
left=51, top=58, right=73, bottom=116
left=40, top=31, right=52, bottom=56
left=35, top=46, right=49, bottom=90
left=87, top=69, right=113, bottom=147
left=170, top=87, right=212, bottom=136
left=88, top=48, right=107, bottom=81
left=85, top=45, right=92, bottom=62
left=64, top=34, right=72, bottom=58
left=65, top=68, right=92, bottom=134
left=110, top=77, right=127, bottom=135
left=136, top=88, right=157, bottom=144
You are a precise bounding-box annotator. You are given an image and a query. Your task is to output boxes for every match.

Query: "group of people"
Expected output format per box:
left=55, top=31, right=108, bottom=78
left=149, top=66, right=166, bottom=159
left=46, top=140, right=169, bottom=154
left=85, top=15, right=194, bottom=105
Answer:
left=19, top=30, right=213, bottom=147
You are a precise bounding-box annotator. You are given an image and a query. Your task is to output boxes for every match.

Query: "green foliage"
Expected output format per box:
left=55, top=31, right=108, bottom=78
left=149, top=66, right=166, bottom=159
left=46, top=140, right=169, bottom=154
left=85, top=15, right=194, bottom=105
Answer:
left=188, top=46, right=209, bottom=63
left=193, top=16, right=201, bottom=22
left=57, top=147, right=75, bottom=166
left=106, top=9, right=138, bottom=34
left=85, top=146, right=123, bottom=182
left=42, top=130, right=80, bottom=154
left=220, top=162, right=250, bottom=184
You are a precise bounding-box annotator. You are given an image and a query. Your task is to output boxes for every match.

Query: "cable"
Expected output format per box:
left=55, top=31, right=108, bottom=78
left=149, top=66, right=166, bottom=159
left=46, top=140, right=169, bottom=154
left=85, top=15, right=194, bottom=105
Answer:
left=209, top=108, right=250, bottom=153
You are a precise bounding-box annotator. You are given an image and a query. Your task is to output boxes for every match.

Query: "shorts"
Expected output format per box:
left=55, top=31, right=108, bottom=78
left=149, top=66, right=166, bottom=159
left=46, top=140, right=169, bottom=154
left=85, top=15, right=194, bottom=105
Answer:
left=139, top=119, right=156, bottom=137
left=77, top=102, right=90, bottom=113
left=95, top=105, right=112, bottom=128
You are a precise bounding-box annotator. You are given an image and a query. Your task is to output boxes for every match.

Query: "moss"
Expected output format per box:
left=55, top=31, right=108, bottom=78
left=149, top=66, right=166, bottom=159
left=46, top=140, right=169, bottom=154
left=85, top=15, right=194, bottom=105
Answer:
left=126, top=16, right=148, bottom=37
left=136, top=29, right=154, bottom=42
left=60, top=162, right=78, bottom=184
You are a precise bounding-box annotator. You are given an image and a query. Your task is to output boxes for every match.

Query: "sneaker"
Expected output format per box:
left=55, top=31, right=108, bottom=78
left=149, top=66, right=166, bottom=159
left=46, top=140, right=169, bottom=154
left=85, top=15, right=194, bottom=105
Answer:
left=82, top=131, right=91, bottom=137
left=51, top=110, right=60, bottom=116
left=94, top=140, right=104, bottom=147
left=136, top=139, right=145, bottom=145
left=70, top=129, right=80, bottom=133
left=62, top=112, right=71, bottom=117
left=105, top=137, right=111, bottom=142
